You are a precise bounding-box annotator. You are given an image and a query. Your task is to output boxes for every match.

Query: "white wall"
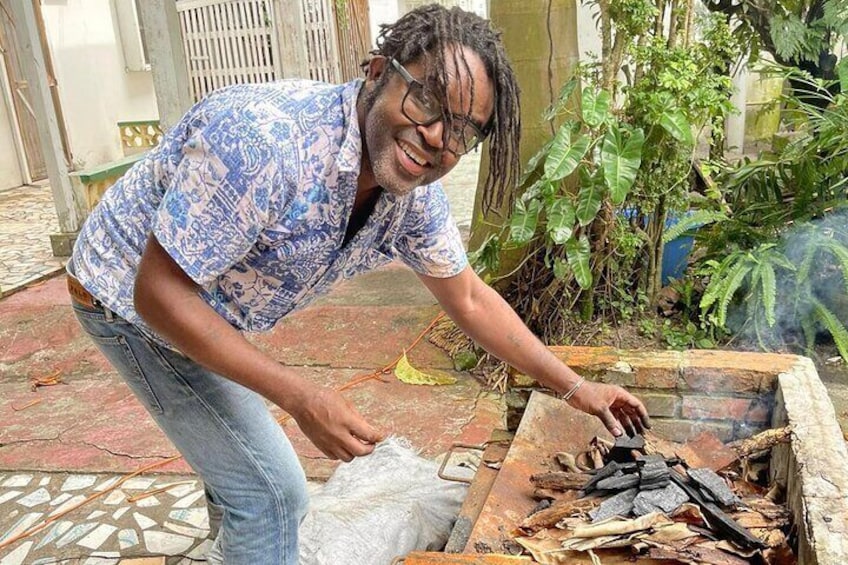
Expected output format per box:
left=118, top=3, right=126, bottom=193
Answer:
left=40, top=0, right=158, bottom=170
left=0, top=67, right=24, bottom=191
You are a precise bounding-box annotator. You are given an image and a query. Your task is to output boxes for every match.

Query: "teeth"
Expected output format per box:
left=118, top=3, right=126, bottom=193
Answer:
left=399, top=141, right=426, bottom=167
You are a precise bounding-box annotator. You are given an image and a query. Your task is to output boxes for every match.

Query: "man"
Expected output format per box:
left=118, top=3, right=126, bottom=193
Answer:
left=68, top=5, right=649, bottom=564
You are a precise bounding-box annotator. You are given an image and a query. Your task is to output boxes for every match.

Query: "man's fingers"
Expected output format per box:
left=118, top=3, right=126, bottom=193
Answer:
left=618, top=412, right=637, bottom=438
left=626, top=394, right=652, bottom=429
left=598, top=408, right=623, bottom=438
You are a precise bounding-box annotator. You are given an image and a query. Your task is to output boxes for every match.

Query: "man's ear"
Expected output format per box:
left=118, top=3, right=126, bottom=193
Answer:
left=365, top=56, right=388, bottom=82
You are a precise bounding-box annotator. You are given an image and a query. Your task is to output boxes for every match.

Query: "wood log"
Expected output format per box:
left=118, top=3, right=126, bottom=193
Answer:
left=529, top=471, right=592, bottom=491
left=728, top=426, right=791, bottom=458
left=519, top=495, right=601, bottom=533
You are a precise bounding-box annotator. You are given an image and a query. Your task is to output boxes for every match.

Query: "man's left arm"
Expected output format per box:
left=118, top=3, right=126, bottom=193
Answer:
left=418, top=266, right=650, bottom=437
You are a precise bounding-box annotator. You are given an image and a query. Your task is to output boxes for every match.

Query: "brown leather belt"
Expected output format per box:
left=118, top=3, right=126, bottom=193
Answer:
left=67, top=274, right=104, bottom=311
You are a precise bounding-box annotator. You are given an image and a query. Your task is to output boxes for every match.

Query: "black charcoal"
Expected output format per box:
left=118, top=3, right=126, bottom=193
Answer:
left=631, top=483, right=689, bottom=516
left=687, top=468, right=740, bottom=507
left=589, top=488, right=638, bottom=522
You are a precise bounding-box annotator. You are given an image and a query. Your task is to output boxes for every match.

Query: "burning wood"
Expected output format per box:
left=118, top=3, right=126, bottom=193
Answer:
left=513, top=430, right=797, bottom=564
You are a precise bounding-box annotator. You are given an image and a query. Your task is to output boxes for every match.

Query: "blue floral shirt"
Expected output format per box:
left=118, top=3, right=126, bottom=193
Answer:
left=70, top=79, right=467, bottom=341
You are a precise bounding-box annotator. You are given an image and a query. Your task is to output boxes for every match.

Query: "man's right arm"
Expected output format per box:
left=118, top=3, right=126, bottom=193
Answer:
left=133, top=234, right=383, bottom=461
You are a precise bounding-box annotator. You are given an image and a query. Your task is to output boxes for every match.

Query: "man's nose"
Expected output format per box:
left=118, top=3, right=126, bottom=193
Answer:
left=417, top=120, right=445, bottom=150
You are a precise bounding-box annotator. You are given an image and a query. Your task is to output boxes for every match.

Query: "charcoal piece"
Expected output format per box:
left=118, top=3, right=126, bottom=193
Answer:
left=589, top=488, right=638, bottom=522
left=688, top=468, right=740, bottom=507
left=669, top=471, right=766, bottom=549
left=631, top=483, right=689, bottom=516
left=582, top=461, right=627, bottom=493
left=596, top=473, right=640, bottom=491
left=609, top=434, right=646, bottom=462
left=638, top=460, right=670, bottom=490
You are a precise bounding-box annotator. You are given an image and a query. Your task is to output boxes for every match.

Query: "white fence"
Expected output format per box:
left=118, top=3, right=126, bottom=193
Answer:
left=176, top=0, right=369, bottom=102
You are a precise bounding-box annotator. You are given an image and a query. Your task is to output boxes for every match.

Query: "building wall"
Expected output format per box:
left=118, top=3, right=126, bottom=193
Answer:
left=0, top=68, right=24, bottom=191
left=39, top=0, right=158, bottom=170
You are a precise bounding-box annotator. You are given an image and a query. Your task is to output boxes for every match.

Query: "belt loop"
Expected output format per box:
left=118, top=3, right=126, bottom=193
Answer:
left=104, top=306, right=115, bottom=323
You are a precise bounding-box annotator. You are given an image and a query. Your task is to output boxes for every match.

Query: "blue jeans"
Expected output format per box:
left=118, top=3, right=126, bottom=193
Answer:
left=72, top=301, right=309, bottom=564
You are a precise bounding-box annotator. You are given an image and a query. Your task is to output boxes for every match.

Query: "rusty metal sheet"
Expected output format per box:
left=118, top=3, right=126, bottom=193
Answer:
left=399, top=552, right=532, bottom=564
left=464, top=391, right=607, bottom=553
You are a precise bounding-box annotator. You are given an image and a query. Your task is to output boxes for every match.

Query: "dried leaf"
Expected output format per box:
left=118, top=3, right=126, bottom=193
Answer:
left=394, top=352, right=456, bottom=386
left=671, top=503, right=710, bottom=528
left=572, top=512, right=672, bottom=539
left=639, top=522, right=700, bottom=545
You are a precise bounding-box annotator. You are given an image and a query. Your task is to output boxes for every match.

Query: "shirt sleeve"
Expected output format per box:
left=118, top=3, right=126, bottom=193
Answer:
left=152, top=106, right=281, bottom=286
left=393, top=182, right=468, bottom=278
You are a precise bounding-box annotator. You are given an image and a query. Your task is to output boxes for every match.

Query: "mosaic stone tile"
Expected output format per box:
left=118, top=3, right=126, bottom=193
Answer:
left=163, top=520, right=207, bottom=539
left=77, top=523, right=117, bottom=549
left=81, top=553, right=119, bottom=564
left=2, top=475, right=32, bottom=488
left=168, top=508, right=208, bottom=529
left=16, top=488, right=51, bottom=508
left=38, top=478, right=50, bottom=487
left=0, top=491, right=23, bottom=505
left=49, top=494, right=86, bottom=517
left=121, top=477, right=156, bottom=491
left=111, top=507, right=129, bottom=520
left=55, top=522, right=98, bottom=548
left=0, top=539, right=33, bottom=565
left=136, top=495, right=161, bottom=508
left=49, top=493, right=72, bottom=507
left=172, top=489, right=204, bottom=508
left=85, top=510, right=106, bottom=520
left=117, top=528, right=139, bottom=549
left=35, top=520, right=73, bottom=549
left=61, top=475, right=96, bottom=491
left=143, top=530, right=194, bottom=554
left=93, top=477, right=119, bottom=492
left=164, top=481, right=197, bottom=498
left=186, top=538, right=214, bottom=559
left=133, top=512, right=157, bottom=530
left=103, top=490, right=126, bottom=505
left=0, top=512, right=43, bottom=544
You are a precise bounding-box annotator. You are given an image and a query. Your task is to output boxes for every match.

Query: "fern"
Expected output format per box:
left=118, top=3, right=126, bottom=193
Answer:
left=760, top=262, right=777, bottom=327
left=717, top=258, right=754, bottom=328
left=823, top=240, right=848, bottom=295
left=662, top=210, right=729, bottom=244
left=812, top=298, right=848, bottom=361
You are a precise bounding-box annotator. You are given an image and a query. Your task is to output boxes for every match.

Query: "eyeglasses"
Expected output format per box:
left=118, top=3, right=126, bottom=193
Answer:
left=390, top=58, right=489, bottom=156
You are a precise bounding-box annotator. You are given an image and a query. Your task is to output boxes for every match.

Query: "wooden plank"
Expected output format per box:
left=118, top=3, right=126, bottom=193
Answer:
left=237, top=1, right=257, bottom=82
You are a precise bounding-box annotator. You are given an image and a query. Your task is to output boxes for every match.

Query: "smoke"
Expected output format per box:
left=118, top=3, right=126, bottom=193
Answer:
left=727, top=208, right=848, bottom=355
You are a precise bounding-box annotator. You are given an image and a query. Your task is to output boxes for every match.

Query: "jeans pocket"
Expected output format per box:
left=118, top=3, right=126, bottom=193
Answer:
left=87, top=333, right=166, bottom=415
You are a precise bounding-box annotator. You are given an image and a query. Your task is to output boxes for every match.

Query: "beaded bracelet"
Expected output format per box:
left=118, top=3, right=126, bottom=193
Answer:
left=562, top=376, right=586, bottom=401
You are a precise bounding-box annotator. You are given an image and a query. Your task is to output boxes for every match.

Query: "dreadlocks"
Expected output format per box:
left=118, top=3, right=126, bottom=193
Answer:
left=366, top=4, right=521, bottom=212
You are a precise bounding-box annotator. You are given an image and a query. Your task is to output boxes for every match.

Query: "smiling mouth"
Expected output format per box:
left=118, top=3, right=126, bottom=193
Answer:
left=398, top=140, right=430, bottom=168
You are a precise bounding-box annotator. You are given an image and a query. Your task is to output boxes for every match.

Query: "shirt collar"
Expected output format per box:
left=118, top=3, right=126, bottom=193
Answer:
left=337, top=78, right=365, bottom=174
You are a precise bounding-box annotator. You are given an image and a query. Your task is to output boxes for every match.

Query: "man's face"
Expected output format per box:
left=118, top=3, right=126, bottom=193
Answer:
left=359, top=47, right=495, bottom=196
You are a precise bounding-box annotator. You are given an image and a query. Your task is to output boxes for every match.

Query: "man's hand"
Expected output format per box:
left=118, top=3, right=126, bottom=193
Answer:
left=287, top=384, right=385, bottom=462
left=566, top=381, right=651, bottom=438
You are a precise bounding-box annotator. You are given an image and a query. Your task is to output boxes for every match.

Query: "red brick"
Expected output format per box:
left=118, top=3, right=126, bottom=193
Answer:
left=682, top=350, right=800, bottom=394
left=549, top=346, right=621, bottom=372
left=681, top=367, right=762, bottom=393
left=650, top=418, right=734, bottom=443
left=744, top=398, right=773, bottom=424
left=640, top=392, right=681, bottom=418
left=681, top=396, right=753, bottom=420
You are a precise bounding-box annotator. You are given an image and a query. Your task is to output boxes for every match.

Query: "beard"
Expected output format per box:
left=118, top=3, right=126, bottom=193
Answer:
left=360, top=86, right=438, bottom=197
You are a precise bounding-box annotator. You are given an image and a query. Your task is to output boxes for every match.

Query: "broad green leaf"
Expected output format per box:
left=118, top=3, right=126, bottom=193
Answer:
left=468, top=233, right=502, bottom=274
left=395, top=352, right=457, bottom=386
left=519, top=139, right=554, bottom=185
left=508, top=198, right=541, bottom=245
left=601, top=125, right=645, bottom=205
left=545, top=125, right=590, bottom=181
left=582, top=88, right=611, bottom=128
left=659, top=109, right=694, bottom=146
left=553, top=257, right=569, bottom=281
left=544, top=78, right=578, bottom=121
left=575, top=171, right=604, bottom=226
left=546, top=197, right=576, bottom=244
left=566, top=235, right=592, bottom=289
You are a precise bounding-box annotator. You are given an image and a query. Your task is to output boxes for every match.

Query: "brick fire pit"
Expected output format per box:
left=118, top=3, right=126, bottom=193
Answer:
left=490, top=348, right=848, bottom=564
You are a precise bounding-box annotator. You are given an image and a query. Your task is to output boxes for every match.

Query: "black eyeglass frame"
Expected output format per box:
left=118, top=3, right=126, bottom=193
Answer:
left=389, top=58, right=491, bottom=156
